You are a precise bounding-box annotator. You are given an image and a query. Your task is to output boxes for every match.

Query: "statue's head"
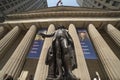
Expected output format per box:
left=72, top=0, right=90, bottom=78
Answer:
left=56, top=25, right=66, bottom=30
left=3, top=74, right=13, bottom=80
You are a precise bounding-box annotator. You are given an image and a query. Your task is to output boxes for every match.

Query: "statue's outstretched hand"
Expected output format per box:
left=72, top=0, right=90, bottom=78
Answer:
left=39, top=33, right=45, bottom=38
left=39, top=32, right=55, bottom=38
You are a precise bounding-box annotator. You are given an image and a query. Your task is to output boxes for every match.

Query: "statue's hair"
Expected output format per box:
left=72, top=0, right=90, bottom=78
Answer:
left=56, top=25, right=66, bottom=30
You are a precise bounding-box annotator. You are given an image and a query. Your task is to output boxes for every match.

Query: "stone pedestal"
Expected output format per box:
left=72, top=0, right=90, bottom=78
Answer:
left=69, top=24, right=91, bottom=80
left=34, top=24, right=55, bottom=80
left=0, top=26, right=21, bottom=60
left=88, top=24, right=120, bottom=80
left=106, top=24, right=120, bottom=47
left=0, top=25, right=36, bottom=79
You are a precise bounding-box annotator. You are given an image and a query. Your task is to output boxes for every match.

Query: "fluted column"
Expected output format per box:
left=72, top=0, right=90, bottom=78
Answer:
left=69, top=24, right=91, bottom=80
left=88, top=24, right=120, bottom=80
left=106, top=24, right=120, bottom=47
left=0, top=26, right=21, bottom=60
left=34, top=24, right=55, bottom=80
left=0, top=25, right=37, bottom=80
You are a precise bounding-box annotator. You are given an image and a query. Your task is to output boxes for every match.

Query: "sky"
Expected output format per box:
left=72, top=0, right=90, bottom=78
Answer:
left=47, top=0, right=79, bottom=7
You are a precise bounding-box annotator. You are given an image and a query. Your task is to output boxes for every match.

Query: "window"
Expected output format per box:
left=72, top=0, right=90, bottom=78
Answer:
left=0, top=7, right=5, bottom=11
left=98, top=3, right=101, bottom=6
left=11, top=3, right=14, bottom=7
left=18, top=0, right=21, bottom=3
left=2, top=1, right=7, bottom=5
left=14, top=9, right=17, bottom=12
left=18, top=7, right=20, bottom=10
left=8, top=0, right=12, bottom=2
left=103, top=6, right=106, bottom=9
left=106, top=0, right=110, bottom=3
left=0, top=3, right=2, bottom=6
left=15, top=2, right=17, bottom=4
left=112, top=1, right=120, bottom=6
left=94, top=1, right=97, bottom=4
left=6, top=5, right=10, bottom=9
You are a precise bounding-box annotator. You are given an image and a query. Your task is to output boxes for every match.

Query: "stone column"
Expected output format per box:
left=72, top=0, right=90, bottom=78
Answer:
left=88, top=24, right=120, bottom=80
left=0, top=26, right=21, bottom=60
left=34, top=24, right=55, bottom=80
left=106, top=24, right=120, bottom=47
left=0, top=25, right=37, bottom=80
left=69, top=24, right=91, bottom=80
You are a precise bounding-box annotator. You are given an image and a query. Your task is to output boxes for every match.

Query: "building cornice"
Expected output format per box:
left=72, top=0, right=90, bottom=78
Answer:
left=6, top=10, right=120, bottom=20
left=0, top=6, right=120, bottom=30
left=6, top=6, right=120, bottom=20
left=1, top=17, right=120, bottom=30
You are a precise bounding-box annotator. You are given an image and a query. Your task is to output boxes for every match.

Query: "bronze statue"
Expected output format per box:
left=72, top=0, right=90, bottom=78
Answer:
left=40, top=26, right=79, bottom=80
left=3, top=74, right=13, bottom=80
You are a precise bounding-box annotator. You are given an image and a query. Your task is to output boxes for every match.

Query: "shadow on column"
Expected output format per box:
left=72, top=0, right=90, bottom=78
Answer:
left=0, top=31, right=26, bottom=70
left=99, top=29, right=120, bottom=59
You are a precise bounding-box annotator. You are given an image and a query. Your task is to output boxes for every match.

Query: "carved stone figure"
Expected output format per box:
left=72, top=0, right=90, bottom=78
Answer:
left=40, top=26, right=79, bottom=80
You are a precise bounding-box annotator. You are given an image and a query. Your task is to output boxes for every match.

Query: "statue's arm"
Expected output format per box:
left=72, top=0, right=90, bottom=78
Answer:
left=39, top=32, right=55, bottom=38
left=66, top=31, right=75, bottom=49
left=66, top=31, right=73, bottom=43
